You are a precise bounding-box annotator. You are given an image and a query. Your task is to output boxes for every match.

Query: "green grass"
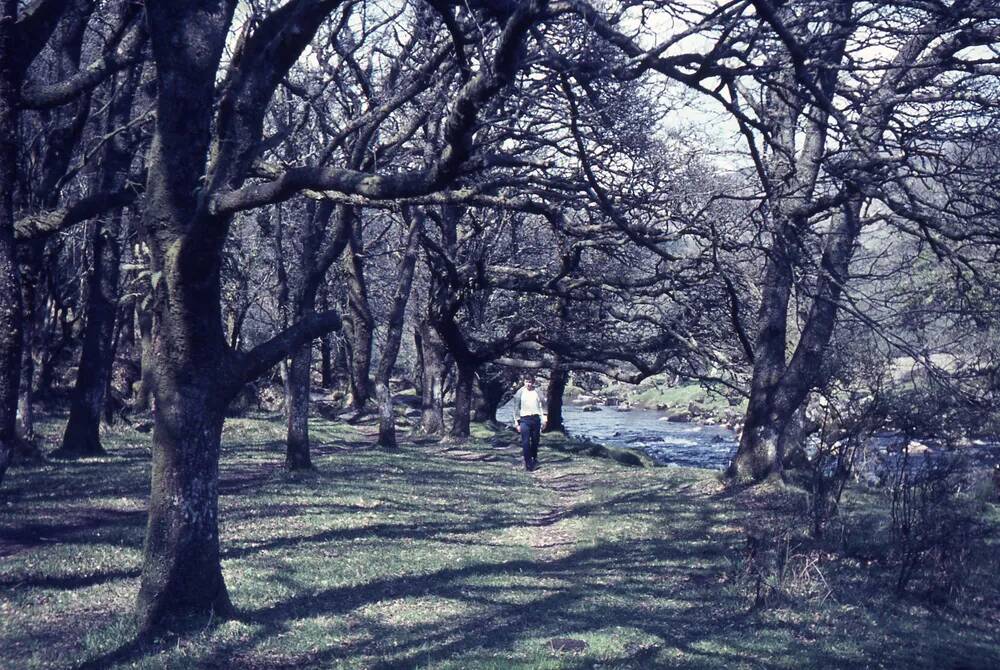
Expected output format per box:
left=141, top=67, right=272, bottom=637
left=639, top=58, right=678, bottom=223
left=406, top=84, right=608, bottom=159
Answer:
left=627, top=383, right=742, bottom=415
left=1, top=413, right=998, bottom=669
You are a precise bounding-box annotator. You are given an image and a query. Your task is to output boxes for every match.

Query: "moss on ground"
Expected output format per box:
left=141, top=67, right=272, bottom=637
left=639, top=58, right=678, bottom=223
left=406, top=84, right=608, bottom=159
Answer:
left=0, top=414, right=997, bottom=669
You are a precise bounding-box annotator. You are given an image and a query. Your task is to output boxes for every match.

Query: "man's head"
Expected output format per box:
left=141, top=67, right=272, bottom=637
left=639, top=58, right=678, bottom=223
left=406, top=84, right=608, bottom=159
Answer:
left=524, top=375, right=536, bottom=390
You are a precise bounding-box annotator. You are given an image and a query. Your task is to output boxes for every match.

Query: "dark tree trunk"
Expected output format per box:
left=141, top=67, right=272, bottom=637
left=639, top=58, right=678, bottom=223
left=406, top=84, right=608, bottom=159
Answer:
left=376, top=213, right=420, bottom=449
left=473, top=372, right=507, bottom=426
left=60, top=54, right=135, bottom=447
left=319, top=286, right=334, bottom=389
left=0, top=0, right=22, bottom=487
left=136, top=371, right=233, bottom=632
left=134, top=0, right=238, bottom=632
left=284, top=199, right=344, bottom=468
left=729, top=198, right=863, bottom=481
left=450, top=360, right=475, bottom=439
left=15, top=247, right=39, bottom=441
left=543, top=366, right=567, bottom=433
left=21, top=0, right=95, bottom=439
left=104, top=312, right=124, bottom=426
left=343, top=209, right=374, bottom=411
left=375, top=382, right=396, bottom=447
left=728, top=236, right=794, bottom=481
left=416, top=321, right=446, bottom=435
left=273, top=202, right=313, bottom=469
left=411, top=325, right=424, bottom=400
left=285, top=342, right=312, bottom=470
left=57, top=211, right=122, bottom=457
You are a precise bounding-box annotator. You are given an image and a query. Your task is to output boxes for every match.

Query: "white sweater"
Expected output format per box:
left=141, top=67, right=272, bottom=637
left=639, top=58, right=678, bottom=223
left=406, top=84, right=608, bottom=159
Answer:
left=511, top=387, right=545, bottom=423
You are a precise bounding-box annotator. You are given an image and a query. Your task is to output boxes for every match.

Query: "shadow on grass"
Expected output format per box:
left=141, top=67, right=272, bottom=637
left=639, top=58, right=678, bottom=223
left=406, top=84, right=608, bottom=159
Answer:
left=4, top=413, right=998, bottom=669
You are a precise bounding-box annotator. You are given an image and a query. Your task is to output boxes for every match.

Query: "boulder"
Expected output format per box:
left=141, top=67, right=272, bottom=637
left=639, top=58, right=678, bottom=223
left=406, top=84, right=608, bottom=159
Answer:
left=905, top=440, right=932, bottom=454
left=582, top=405, right=602, bottom=412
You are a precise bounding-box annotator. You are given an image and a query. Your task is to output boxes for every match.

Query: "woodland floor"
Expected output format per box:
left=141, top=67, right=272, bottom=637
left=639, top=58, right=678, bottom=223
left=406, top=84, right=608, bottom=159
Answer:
left=1, top=412, right=999, bottom=669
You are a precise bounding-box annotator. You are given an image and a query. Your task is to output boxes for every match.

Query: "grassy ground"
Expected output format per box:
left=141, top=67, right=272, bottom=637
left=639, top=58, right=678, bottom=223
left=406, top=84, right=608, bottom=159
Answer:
left=625, top=383, right=741, bottom=415
left=1, top=413, right=998, bottom=669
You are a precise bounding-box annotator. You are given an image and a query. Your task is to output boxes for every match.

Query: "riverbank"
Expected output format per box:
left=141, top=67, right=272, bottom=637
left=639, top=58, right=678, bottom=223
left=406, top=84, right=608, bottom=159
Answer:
left=568, top=381, right=745, bottom=431
left=2, top=414, right=998, bottom=669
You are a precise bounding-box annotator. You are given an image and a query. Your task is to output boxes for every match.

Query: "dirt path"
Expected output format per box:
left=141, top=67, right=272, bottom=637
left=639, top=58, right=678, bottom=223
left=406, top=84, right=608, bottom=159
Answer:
left=425, top=436, right=598, bottom=561
left=524, top=460, right=596, bottom=561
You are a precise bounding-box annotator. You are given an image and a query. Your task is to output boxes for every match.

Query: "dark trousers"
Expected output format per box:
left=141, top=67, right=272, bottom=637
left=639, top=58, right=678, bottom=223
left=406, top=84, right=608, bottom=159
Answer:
left=519, top=415, right=541, bottom=464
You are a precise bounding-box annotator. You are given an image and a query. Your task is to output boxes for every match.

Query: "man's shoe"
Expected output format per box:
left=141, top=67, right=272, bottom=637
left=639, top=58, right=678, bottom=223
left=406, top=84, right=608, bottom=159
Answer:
left=525, top=460, right=535, bottom=471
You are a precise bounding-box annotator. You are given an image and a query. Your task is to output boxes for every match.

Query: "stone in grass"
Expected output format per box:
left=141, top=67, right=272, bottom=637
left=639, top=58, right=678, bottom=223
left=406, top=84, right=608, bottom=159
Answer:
left=549, top=638, right=589, bottom=653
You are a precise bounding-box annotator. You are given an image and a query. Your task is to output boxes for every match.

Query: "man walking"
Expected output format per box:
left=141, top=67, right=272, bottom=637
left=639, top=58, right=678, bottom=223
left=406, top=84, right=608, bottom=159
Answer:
left=511, top=375, right=546, bottom=471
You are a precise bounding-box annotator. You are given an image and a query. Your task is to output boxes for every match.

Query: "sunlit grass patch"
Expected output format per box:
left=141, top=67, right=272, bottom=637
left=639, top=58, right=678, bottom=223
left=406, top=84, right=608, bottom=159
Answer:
left=356, top=595, right=484, bottom=628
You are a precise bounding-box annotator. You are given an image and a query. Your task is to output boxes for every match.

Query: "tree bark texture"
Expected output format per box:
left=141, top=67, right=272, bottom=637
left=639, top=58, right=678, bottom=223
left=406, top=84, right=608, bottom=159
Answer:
left=450, top=360, right=476, bottom=439
left=728, top=231, right=794, bottom=481
left=134, top=0, right=240, bottom=632
left=544, top=366, right=567, bottom=433
left=416, top=321, right=446, bottom=435
left=285, top=342, right=312, bottom=469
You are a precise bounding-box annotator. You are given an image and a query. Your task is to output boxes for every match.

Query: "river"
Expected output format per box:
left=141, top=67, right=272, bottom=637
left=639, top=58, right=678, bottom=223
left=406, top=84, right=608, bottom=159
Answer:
left=549, top=405, right=999, bottom=476
left=498, top=402, right=740, bottom=469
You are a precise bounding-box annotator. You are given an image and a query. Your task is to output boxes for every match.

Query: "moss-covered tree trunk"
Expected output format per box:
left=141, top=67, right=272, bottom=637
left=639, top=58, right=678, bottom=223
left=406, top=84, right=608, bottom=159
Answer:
left=132, top=0, right=239, bottom=631
left=136, top=365, right=233, bottom=631
left=416, top=321, right=446, bottom=435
